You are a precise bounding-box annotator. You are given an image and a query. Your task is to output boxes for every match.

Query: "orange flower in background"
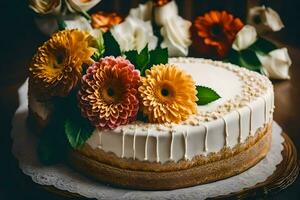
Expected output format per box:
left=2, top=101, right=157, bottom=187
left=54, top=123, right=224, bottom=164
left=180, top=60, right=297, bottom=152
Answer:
left=78, top=56, right=140, bottom=129
left=153, top=0, right=171, bottom=7
left=91, top=11, right=123, bottom=32
left=192, top=10, right=244, bottom=59
left=139, top=64, right=198, bottom=124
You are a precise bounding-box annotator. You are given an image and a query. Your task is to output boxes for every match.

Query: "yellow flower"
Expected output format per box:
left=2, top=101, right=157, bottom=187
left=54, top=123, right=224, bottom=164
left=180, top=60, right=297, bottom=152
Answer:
left=29, top=29, right=96, bottom=99
left=138, top=64, right=198, bottom=123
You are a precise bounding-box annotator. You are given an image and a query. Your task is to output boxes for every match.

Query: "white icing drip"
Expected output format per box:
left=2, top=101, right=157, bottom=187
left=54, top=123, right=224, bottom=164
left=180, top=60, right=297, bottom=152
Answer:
left=183, top=129, right=188, bottom=160
left=99, top=131, right=103, bottom=149
left=203, top=124, right=208, bottom=152
left=156, top=135, right=160, bottom=162
left=262, top=96, right=267, bottom=124
left=270, top=94, right=274, bottom=116
left=121, top=130, right=126, bottom=158
left=144, top=129, right=150, bottom=160
left=133, top=126, right=137, bottom=160
left=247, top=105, right=253, bottom=135
left=170, top=131, right=174, bottom=160
left=237, top=110, right=242, bottom=143
left=222, top=117, right=228, bottom=147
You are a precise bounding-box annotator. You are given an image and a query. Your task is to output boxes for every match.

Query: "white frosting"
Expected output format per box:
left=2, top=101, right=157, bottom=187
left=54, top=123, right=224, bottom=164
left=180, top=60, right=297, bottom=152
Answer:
left=84, top=58, right=274, bottom=164
left=175, top=62, right=242, bottom=111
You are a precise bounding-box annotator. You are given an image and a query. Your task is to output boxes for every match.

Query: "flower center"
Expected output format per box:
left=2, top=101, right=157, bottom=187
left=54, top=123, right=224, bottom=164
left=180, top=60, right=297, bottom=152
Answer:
left=101, top=79, right=125, bottom=104
left=107, top=87, right=115, bottom=97
left=156, top=81, right=176, bottom=104
left=53, top=50, right=65, bottom=69
left=253, top=15, right=262, bottom=24
left=56, top=53, right=64, bottom=65
left=161, top=88, right=170, bottom=97
left=211, top=25, right=223, bottom=37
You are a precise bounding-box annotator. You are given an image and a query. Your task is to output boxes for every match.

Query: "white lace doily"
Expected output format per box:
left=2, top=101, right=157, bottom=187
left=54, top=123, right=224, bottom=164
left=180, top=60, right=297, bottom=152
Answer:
left=11, top=80, right=284, bottom=200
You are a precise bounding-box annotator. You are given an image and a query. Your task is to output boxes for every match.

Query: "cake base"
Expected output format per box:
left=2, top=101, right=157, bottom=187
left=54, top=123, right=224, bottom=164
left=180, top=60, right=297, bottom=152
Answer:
left=68, top=125, right=272, bottom=190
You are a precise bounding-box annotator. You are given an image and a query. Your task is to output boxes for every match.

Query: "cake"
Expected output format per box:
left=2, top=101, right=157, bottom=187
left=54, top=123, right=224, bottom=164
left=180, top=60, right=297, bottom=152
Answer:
left=28, top=56, right=274, bottom=190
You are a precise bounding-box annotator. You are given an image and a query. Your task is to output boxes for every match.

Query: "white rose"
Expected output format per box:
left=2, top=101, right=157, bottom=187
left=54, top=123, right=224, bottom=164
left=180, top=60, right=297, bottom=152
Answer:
left=64, top=15, right=101, bottom=38
left=160, top=16, right=192, bottom=57
left=111, top=17, right=158, bottom=52
left=257, top=48, right=291, bottom=80
left=29, top=0, right=61, bottom=15
left=232, top=25, right=257, bottom=51
left=248, top=5, right=284, bottom=33
left=66, top=0, right=101, bottom=12
left=129, top=1, right=153, bottom=21
left=35, top=15, right=102, bottom=37
left=154, top=0, right=178, bottom=26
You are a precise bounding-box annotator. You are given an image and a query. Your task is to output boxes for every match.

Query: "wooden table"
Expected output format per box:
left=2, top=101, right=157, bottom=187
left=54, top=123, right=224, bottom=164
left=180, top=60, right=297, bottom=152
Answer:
left=0, top=20, right=299, bottom=200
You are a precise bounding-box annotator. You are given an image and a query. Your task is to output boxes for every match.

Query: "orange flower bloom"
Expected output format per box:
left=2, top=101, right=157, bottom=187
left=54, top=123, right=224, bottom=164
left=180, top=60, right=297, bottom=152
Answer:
left=192, top=11, right=244, bottom=58
left=153, top=0, right=171, bottom=7
left=78, top=56, right=140, bottom=129
left=91, top=11, right=123, bottom=32
left=29, top=29, right=96, bottom=99
left=139, top=64, right=198, bottom=124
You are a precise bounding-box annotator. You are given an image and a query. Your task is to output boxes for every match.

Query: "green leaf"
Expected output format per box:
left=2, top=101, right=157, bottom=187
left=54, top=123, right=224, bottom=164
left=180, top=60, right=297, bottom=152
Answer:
left=124, top=50, right=137, bottom=62
left=136, top=45, right=150, bottom=70
left=249, top=37, right=277, bottom=55
left=92, top=31, right=105, bottom=61
left=65, top=115, right=94, bottom=149
left=226, top=49, right=262, bottom=72
left=37, top=131, right=63, bottom=165
left=196, top=86, right=221, bottom=105
left=80, top=10, right=91, bottom=20
left=103, top=31, right=121, bottom=57
left=37, top=114, right=67, bottom=165
left=57, top=19, right=66, bottom=31
left=63, top=92, right=94, bottom=148
left=124, top=45, right=150, bottom=76
left=125, top=46, right=168, bottom=76
left=149, top=47, right=168, bottom=66
left=239, top=49, right=262, bottom=71
left=37, top=90, right=94, bottom=164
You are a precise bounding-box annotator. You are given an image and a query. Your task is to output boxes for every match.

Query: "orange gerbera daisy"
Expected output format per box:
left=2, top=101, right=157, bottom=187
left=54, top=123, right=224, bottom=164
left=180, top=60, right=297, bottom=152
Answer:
left=91, top=11, right=123, bottom=33
left=78, top=56, right=140, bottom=129
left=192, top=10, right=244, bottom=58
left=139, top=64, right=198, bottom=124
left=29, top=29, right=96, bottom=99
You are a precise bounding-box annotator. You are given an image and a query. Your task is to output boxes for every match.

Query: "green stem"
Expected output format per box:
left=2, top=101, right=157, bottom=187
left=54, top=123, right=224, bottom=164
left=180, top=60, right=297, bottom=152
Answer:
left=80, top=10, right=91, bottom=20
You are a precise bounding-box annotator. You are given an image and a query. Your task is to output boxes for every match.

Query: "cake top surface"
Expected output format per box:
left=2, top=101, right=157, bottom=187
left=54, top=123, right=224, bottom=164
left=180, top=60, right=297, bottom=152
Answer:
left=170, top=58, right=243, bottom=112
left=91, top=57, right=273, bottom=136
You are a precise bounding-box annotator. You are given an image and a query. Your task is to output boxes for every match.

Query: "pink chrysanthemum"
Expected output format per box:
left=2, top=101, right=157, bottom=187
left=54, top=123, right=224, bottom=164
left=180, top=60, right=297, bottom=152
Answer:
left=78, top=56, right=140, bottom=129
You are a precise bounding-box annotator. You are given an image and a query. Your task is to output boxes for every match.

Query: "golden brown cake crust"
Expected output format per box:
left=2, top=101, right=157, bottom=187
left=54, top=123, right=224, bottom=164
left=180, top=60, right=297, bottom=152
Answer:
left=68, top=123, right=272, bottom=190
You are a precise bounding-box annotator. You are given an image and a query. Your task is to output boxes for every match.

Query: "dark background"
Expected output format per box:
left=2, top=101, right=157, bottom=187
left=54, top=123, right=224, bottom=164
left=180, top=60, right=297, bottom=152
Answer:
left=1, top=0, right=300, bottom=199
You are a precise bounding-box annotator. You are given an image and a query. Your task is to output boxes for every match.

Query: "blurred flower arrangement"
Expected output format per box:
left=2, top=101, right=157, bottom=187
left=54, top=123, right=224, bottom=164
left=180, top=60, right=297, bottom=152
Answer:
left=29, top=0, right=291, bottom=80
left=191, top=8, right=291, bottom=80
left=29, top=0, right=102, bottom=35
left=28, top=0, right=290, bottom=164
